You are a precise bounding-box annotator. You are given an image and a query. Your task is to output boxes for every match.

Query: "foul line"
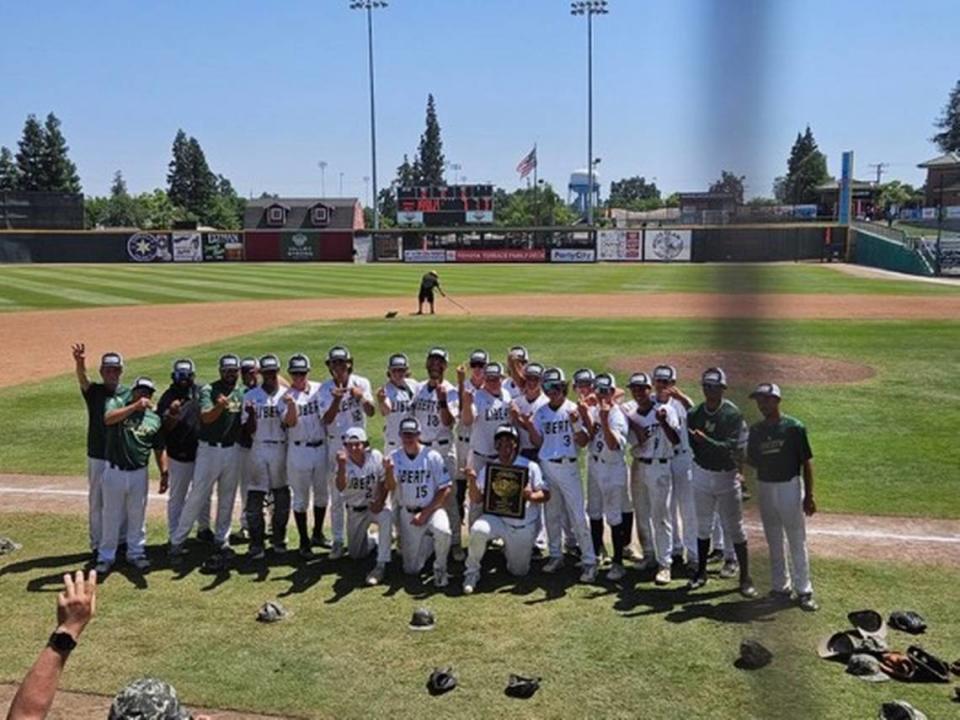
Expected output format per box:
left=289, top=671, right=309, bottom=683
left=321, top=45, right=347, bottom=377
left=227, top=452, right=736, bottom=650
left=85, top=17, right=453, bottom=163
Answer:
left=0, top=487, right=168, bottom=502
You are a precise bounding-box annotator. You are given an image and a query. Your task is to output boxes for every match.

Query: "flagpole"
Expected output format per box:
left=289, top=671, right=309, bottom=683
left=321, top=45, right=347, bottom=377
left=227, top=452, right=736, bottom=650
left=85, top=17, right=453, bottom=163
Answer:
left=533, top=144, right=539, bottom=227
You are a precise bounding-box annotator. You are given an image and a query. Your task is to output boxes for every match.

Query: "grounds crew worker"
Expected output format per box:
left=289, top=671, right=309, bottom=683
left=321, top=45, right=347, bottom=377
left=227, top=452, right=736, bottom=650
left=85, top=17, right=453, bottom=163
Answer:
left=97, top=377, right=167, bottom=575
left=746, top=383, right=818, bottom=612
left=416, top=270, right=445, bottom=315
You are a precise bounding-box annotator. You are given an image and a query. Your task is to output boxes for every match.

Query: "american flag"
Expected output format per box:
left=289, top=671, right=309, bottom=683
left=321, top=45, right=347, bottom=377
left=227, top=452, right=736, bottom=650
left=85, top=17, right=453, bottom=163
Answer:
left=516, top=145, right=537, bottom=179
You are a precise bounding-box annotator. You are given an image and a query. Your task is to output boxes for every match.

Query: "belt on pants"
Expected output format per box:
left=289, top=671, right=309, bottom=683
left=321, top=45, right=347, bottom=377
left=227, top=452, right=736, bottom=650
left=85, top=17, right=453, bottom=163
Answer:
left=108, top=462, right=142, bottom=472
left=636, top=457, right=669, bottom=465
left=403, top=506, right=424, bottom=513
left=292, top=440, right=324, bottom=447
left=257, top=440, right=286, bottom=445
left=590, top=455, right=606, bottom=464
left=457, top=435, right=470, bottom=443
left=547, top=457, right=577, bottom=464
left=473, top=451, right=497, bottom=460
left=422, top=439, right=451, bottom=447
left=519, top=448, right=539, bottom=461
left=346, top=504, right=369, bottom=513
left=204, top=440, right=235, bottom=448
left=674, top=448, right=689, bottom=456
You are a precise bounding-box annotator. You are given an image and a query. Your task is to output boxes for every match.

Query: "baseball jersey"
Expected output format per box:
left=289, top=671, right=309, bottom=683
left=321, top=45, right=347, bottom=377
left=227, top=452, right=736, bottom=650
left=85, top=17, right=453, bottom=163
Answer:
left=156, top=384, right=200, bottom=462
left=513, top=391, right=547, bottom=451
left=390, top=446, right=451, bottom=508
left=383, top=378, right=420, bottom=446
left=456, top=378, right=485, bottom=443
left=657, top=396, right=691, bottom=453
left=503, top=377, right=524, bottom=400
left=621, top=399, right=680, bottom=460
left=479, top=456, right=546, bottom=526
left=242, top=385, right=288, bottom=444
left=468, top=387, right=512, bottom=457
left=321, top=374, right=374, bottom=442
left=687, top=399, right=744, bottom=472
left=587, top=404, right=629, bottom=463
left=103, top=397, right=164, bottom=471
left=284, top=381, right=326, bottom=443
left=747, top=415, right=813, bottom=483
left=532, top=400, right=582, bottom=461
left=82, top=383, right=130, bottom=460
left=341, top=448, right=386, bottom=507
left=412, top=380, right=459, bottom=444
left=198, top=380, right=244, bottom=445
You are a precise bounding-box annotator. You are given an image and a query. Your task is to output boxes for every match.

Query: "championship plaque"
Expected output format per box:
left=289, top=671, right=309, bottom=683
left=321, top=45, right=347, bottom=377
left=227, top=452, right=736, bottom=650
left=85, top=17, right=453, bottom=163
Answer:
left=482, top=464, right=529, bottom=519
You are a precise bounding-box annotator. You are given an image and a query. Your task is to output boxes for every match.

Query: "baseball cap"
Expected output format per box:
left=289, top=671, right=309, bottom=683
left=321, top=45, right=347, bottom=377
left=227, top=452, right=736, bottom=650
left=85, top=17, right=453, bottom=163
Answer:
left=288, top=353, right=311, bottom=373
left=399, top=417, right=421, bottom=435
left=573, top=368, right=595, bottom=386
left=494, top=424, right=519, bottom=442
left=259, top=354, right=280, bottom=372
left=484, top=362, right=505, bottom=378
left=221, top=354, right=242, bottom=371
left=171, top=358, right=194, bottom=377
left=750, top=382, right=782, bottom=399
left=508, top=345, right=528, bottom=362
left=344, top=427, right=368, bottom=444
left=628, top=372, right=652, bottom=388
left=845, top=654, right=889, bottom=682
left=541, top=367, right=566, bottom=390
left=100, top=352, right=124, bottom=369
left=594, top=373, right=616, bottom=393
left=701, top=367, right=728, bottom=388
left=108, top=678, right=189, bottom=720
left=469, top=349, right=489, bottom=366
left=132, top=376, right=156, bottom=394
left=427, top=347, right=449, bottom=362
left=327, top=346, right=352, bottom=363
left=524, top=362, right=544, bottom=379
left=388, top=353, right=409, bottom=370
left=653, top=365, right=677, bottom=382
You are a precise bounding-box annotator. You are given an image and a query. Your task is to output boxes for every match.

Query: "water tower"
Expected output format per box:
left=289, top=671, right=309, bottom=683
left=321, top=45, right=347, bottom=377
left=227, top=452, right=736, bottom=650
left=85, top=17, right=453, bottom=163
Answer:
left=568, top=168, right=601, bottom=220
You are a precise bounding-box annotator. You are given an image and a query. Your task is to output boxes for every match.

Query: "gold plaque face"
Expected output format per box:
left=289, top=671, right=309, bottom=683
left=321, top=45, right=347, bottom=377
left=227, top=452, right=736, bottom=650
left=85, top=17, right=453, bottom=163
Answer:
left=483, top=464, right=529, bottom=519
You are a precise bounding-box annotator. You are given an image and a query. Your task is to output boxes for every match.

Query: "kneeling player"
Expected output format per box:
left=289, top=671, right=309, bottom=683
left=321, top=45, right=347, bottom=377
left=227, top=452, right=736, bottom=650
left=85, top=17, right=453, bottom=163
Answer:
left=384, top=417, right=453, bottom=587
left=334, top=427, right=392, bottom=586
left=462, top=425, right=550, bottom=594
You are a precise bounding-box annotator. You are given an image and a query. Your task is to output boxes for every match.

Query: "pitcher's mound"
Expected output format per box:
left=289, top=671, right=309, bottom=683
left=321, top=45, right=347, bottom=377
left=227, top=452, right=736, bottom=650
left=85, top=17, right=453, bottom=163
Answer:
left=610, top=351, right=875, bottom=386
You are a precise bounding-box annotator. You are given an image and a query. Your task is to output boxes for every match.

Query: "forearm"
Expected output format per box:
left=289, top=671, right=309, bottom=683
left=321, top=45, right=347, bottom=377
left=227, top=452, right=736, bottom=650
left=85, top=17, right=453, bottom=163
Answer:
left=461, top=401, right=475, bottom=426
left=363, top=401, right=376, bottom=417
left=601, top=424, right=620, bottom=451
left=424, top=486, right=451, bottom=516
left=283, top=405, right=297, bottom=428
left=104, top=403, right=140, bottom=425
left=335, top=466, right=347, bottom=492
left=154, top=449, right=167, bottom=476
left=7, top=647, right=67, bottom=720
left=75, top=364, right=90, bottom=393
left=376, top=398, right=391, bottom=417
left=662, top=424, right=680, bottom=445
left=802, top=460, right=814, bottom=497
left=200, top=406, right=224, bottom=424
left=439, top=405, right=454, bottom=427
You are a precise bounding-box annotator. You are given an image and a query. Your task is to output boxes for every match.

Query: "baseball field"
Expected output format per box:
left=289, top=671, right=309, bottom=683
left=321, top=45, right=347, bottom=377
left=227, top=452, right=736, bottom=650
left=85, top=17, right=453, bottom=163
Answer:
left=1, top=261, right=959, bottom=719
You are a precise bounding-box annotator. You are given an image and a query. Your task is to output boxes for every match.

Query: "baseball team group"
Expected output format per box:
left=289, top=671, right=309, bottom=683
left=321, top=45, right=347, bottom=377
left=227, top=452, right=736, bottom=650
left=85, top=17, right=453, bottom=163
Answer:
left=72, top=342, right=819, bottom=609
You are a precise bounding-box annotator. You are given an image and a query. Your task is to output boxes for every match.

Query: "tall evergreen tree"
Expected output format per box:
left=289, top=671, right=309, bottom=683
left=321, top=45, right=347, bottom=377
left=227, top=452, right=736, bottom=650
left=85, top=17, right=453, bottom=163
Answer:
left=782, top=125, right=829, bottom=204
left=932, top=79, right=960, bottom=153
left=0, top=146, right=19, bottom=191
left=186, top=137, right=216, bottom=219
left=39, top=113, right=81, bottom=192
left=15, top=114, right=46, bottom=191
left=105, top=170, right=139, bottom=227
left=416, top=94, right=445, bottom=185
left=167, top=130, right=192, bottom=209
left=397, top=154, right=418, bottom=186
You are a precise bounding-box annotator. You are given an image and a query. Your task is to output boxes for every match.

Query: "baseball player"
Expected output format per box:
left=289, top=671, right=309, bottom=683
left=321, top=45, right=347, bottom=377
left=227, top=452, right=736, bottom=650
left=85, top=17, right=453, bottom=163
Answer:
left=416, top=270, right=445, bottom=315
left=462, top=424, right=550, bottom=594
left=411, top=347, right=461, bottom=555
left=503, top=346, right=528, bottom=399
left=241, top=355, right=293, bottom=559
left=746, top=383, right=818, bottom=611
left=653, top=365, right=698, bottom=572
left=580, top=373, right=630, bottom=581
left=72, top=344, right=129, bottom=561
left=453, top=349, right=488, bottom=560
left=621, top=372, right=681, bottom=585
left=320, top=346, right=375, bottom=559
left=686, top=368, right=756, bottom=598
left=282, top=353, right=330, bottom=558
left=509, top=361, right=548, bottom=553
left=169, top=354, right=245, bottom=560
left=518, top=368, right=598, bottom=582
left=234, top=357, right=260, bottom=543
left=383, top=417, right=452, bottom=587
left=98, top=377, right=167, bottom=575
left=376, top=353, right=420, bottom=452
left=334, top=427, right=392, bottom=586
left=157, top=359, right=213, bottom=544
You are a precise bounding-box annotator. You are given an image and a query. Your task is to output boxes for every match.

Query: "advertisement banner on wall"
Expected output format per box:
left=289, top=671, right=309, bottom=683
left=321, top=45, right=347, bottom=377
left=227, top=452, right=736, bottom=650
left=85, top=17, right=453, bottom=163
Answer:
left=449, top=248, right=546, bottom=263
left=597, top=230, right=641, bottom=261
left=946, top=206, right=960, bottom=219
left=203, top=233, right=244, bottom=261
left=644, top=229, right=691, bottom=262
left=126, top=232, right=172, bottom=262
left=281, top=232, right=316, bottom=261
left=171, top=232, right=203, bottom=262
left=550, top=248, right=596, bottom=263
left=403, top=249, right=447, bottom=263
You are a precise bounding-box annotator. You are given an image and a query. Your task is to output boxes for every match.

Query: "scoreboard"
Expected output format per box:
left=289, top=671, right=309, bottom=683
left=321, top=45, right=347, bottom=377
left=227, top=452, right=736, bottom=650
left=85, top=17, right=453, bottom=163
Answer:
left=396, top=185, right=495, bottom=226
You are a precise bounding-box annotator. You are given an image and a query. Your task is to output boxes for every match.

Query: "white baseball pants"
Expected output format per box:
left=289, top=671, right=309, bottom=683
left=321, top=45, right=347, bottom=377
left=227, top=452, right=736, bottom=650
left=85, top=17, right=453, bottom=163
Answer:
left=628, top=459, right=654, bottom=557
left=346, top=506, right=393, bottom=563
left=466, top=515, right=537, bottom=576
left=171, top=444, right=240, bottom=548
left=87, top=457, right=107, bottom=552
left=287, top=444, right=328, bottom=512
left=586, top=459, right=626, bottom=526
left=98, top=465, right=148, bottom=564
left=542, top=460, right=596, bottom=565
left=166, top=458, right=211, bottom=539
left=397, top=507, right=451, bottom=575
left=247, top=444, right=288, bottom=492
left=757, top=477, right=813, bottom=595
left=669, top=451, right=699, bottom=563
left=633, top=460, right=673, bottom=569
left=692, top=464, right=746, bottom=546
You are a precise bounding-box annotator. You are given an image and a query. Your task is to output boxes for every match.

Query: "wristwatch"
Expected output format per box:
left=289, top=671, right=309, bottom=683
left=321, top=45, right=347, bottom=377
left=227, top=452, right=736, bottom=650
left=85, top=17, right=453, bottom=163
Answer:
left=48, top=630, right=77, bottom=653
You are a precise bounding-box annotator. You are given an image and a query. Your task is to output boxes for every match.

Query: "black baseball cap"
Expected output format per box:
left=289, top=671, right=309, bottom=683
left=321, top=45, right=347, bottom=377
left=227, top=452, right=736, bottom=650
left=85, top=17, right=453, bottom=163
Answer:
left=485, top=362, right=505, bottom=378
left=524, top=362, right=545, bottom=379
left=594, top=373, right=616, bottom=393
left=172, top=358, right=194, bottom=377
left=573, top=368, right=595, bottom=386
left=388, top=353, right=409, bottom=370
left=327, top=346, right=351, bottom=363
left=288, top=353, right=311, bottom=373
left=100, top=352, right=124, bottom=369
left=259, top=354, right=280, bottom=372
left=653, top=365, right=677, bottom=382
left=701, top=367, right=728, bottom=388
left=508, top=345, right=528, bottom=362
left=399, top=417, right=421, bottom=435
left=222, top=354, right=243, bottom=371
left=427, top=347, right=449, bottom=362
left=541, top=367, right=566, bottom=390
left=494, top=424, right=519, bottom=442
left=132, top=376, right=156, bottom=394
left=628, top=372, right=652, bottom=388
left=750, top=382, right=782, bottom=399
left=469, top=349, right=489, bottom=366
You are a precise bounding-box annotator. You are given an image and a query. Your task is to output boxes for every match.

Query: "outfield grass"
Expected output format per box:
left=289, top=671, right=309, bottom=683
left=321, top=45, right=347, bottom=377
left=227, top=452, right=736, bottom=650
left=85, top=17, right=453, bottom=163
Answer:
left=0, top=513, right=957, bottom=720
left=1, top=317, right=957, bottom=519
left=0, top=262, right=958, bottom=311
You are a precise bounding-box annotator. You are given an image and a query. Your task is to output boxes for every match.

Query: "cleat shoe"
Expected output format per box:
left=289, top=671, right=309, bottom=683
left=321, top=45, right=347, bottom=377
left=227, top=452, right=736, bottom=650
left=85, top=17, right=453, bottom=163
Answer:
left=739, top=579, right=758, bottom=599
left=687, top=574, right=708, bottom=590
left=706, top=548, right=724, bottom=565
left=434, top=569, right=449, bottom=588
left=298, top=544, right=314, bottom=559
left=248, top=546, right=266, bottom=561
left=312, top=532, right=332, bottom=549
left=168, top=543, right=187, bottom=558
left=768, top=589, right=793, bottom=602
left=491, top=537, right=505, bottom=549
left=94, top=561, right=112, bottom=575
left=542, top=557, right=565, bottom=574
left=196, top=528, right=216, bottom=544
left=636, top=557, right=659, bottom=572
left=271, top=543, right=288, bottom=555
left=622, top=546, right=639, bottom=562
left=129, top=556, right=151, bottom=571
left=579, top=564, right=598, bottom=583
left=797, top=593, right=819, bottom=612
left=654, top=567, right=672, bottom=586
left=229, top=528, right=249, bottom=544
left=366, top=563, right=386, bottom=586
left=606, top=563, right=626, bottom=582
left=462, top=570, right=480, bottom=595
left=451, top=546, right=466, bottom=563
left=329, top=540, right=346, bottom=560
left=719, top=560, right=739, bottom=579
left=671, top=553, right=685, bottom=567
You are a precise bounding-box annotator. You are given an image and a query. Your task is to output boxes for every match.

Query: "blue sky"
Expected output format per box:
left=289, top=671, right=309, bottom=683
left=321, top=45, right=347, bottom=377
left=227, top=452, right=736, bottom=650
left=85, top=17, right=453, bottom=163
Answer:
left=1, top=0, right=957, bottom=201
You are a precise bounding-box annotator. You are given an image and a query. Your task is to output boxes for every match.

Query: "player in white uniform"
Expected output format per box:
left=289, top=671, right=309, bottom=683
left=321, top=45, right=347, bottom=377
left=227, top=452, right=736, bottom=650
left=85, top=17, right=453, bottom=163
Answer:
left=453, top=349, right=488, bottom=561
left=320, top=345, right=375, bottom=559
left=518, top=368, right=598, bottom=582
left=621, top=372, right=681, bottom=585
left=241, top=355, right=293, bottom=559
left=282, top=353, right=331, bottom=558
left=411, top=347, right=461, bottom=555
left=461, top=362, right=512, bottom=527
left=462, top=424, right=551, bottom=594
left=503, top=345, right=528, bottom=399
left=376, top=353, right=419, bottom=451
left=510, top=361, right=549, bottom=553
left=334, top=427, right=392, bottom=586
left=580, top=373, right=630, bottom=581
left=384, top=417, right=452, bottom=587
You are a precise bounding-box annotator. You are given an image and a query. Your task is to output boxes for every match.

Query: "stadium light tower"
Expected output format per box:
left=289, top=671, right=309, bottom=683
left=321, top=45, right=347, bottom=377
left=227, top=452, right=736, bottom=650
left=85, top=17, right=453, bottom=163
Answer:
left=350, top=0, right=387, bottom=230
left=571, top=0, right=608, bottom=226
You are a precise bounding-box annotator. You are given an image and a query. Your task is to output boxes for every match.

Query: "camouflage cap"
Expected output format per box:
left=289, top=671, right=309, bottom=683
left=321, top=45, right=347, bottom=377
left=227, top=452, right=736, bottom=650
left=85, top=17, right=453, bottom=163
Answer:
left=736, top=639, right=773, bottom=670
left=878, top=701, right=928, bottom=720
left=0, top=536, right=22, bottom=556
left=256, top=601, right=288, bottom=623
left=108, top=677, right=189, bottom=720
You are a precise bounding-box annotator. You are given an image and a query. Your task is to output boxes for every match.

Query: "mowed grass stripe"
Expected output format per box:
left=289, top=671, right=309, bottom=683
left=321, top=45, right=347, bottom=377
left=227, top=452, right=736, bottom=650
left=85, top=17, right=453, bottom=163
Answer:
left=67, top=267, right=308, bottom=302
left=0, top=272, right=142, bottom=306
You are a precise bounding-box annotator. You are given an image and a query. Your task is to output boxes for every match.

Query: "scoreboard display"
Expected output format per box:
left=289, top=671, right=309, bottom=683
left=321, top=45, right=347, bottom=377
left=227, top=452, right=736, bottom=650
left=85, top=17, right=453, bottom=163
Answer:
left=396, top=185, right=495, bottom=226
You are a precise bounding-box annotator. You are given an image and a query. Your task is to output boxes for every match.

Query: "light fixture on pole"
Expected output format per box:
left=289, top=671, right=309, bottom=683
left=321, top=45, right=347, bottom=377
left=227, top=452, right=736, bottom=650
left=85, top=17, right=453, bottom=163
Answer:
left=570, top=0, right=608, bottom=226
left=318, top=161, right=328, bottom=197
left=350, top=0, right=388, bottom=230
left=339, top=172, right=344, bottom=196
